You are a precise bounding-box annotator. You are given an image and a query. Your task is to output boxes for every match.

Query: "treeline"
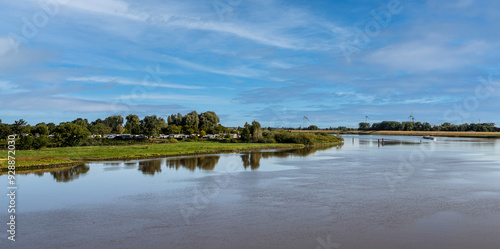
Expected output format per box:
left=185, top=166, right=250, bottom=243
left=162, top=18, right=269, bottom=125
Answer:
left=0, top=111, right=226, bottom=138
left=239, top=121, right=342, bottom=145
left=358, top=121, right=499, bottom=132
left=0, top=113, right=343, bottom=149
left=0, top=111, right=230, bottom=149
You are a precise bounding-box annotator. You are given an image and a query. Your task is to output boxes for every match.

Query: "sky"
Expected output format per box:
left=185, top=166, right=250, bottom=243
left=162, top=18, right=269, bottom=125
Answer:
left=0, top=0, right=499, bottom=128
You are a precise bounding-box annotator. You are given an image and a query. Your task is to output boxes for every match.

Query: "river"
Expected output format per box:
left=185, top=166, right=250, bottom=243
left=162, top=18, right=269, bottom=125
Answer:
left=2, top=135, right=500, bottom=248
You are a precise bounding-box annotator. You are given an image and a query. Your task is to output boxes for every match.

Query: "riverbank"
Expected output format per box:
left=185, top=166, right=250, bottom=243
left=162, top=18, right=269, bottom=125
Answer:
left=291, top=130, right=500, bottom=138
left=0, top=141, right=343, bottom=174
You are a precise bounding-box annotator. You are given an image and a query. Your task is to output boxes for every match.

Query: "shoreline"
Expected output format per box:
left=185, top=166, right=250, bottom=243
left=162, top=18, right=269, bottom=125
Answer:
left=291, top=130, right=500, bottom=138
left=0, top=142, right=342, bottom=174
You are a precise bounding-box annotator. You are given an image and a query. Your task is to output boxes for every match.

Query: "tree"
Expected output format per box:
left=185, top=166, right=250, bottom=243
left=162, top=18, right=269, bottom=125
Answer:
left=182, top=126, right=195, bottom=135
left=182, top=111, right=199, bottom=131
left=402, top=122, right=414, bottom=131
left=176, top=113, right=183, bottom=125
left=72, top=118, right=90, bottom=130
left=199, top=111, right=220, bottom=131
left=162, top=124, right=181, bottom=135
left=47, top=123, right=56, bottom=134
left=358, top=122, right=370, bottom=130
left=241, top=122, right=251, bottom=141
left=308, top=125, right=319, bottom=130
left=251, top=120, right=262, bottom=142
left=0, top=123, right=12, bottom=139
left=90, top=123, right=111, bottom=135
left=18, top=135, right=48, bottom=150
left=141, top=115, right=166, bottom=137
left=125, top=114, right=141, bottom=134
left=12, top=119, right=28, bottom=134
left=32, top=123, right=49, bottom=136
left=104, top=115, right=124, bottom=134
left=53, top=123, right=91, bottom=147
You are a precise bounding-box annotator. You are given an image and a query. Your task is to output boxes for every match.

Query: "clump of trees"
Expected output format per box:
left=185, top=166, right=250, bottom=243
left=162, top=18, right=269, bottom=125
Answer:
left=0, top=111, right=227, bottom=149
left=239, top=121, right=342, bottom=145
left=359, top=121, right=498, bottom=132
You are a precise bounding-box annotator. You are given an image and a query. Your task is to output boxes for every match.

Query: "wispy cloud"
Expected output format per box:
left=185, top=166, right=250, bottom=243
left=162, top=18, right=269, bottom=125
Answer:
left=0, top=80, right=28, bottom=94
left=67, top=76, right=204, bottom=89
left=114, top=93, right=229, bottom=104
left=163, top=55, right=262, bottom=78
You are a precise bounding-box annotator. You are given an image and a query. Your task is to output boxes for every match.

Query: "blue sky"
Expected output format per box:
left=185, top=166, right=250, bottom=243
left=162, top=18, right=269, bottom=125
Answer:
left=0, top=0, right=499, bottom=128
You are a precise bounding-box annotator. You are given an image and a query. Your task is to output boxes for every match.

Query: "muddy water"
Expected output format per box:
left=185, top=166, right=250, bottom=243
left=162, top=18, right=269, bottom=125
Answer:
left=2, top=135, right=500, bottom=248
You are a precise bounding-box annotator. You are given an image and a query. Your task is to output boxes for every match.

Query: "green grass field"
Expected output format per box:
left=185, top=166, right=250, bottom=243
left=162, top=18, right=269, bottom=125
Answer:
left=0, top=142, right=311, bottom=169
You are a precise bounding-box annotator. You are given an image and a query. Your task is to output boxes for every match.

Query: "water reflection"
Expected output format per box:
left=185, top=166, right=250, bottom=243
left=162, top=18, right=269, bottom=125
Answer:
left=241, top=153, right=261, bottom=170
left=51, top=164, right=90, bottom=182
left=166, top=156, right=220, bottom=171
left=138, top=160, right=162, bottom=175
left=240, top=145, right=339, bottom=170
left=17, top=144, right=341, bottom=180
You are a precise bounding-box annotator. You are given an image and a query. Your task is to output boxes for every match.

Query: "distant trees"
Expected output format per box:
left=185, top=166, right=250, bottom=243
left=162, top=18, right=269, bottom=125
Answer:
left=358, top=122, right=370, bottom=130
left=0, top=122, right=12, bottom=139
left=0, top=111, right=223, bottom=148
left=104, top=115, right=124, bottom=134
left=17, top=135, right=48, bottom=150
left=53, top=123, right=91, bottom=147
left=12, top=119, right=28, bottom=134
left=240, top=121, right=262, bottom=142
left=32, top=123, right=49, bottom=136
left=140, top=115, right=167, bottom=137
left=307, top=125, right=320, bottom=130
left=167, top=111, right=220, bottom=134
left=363, top=121, right=497, bottom=132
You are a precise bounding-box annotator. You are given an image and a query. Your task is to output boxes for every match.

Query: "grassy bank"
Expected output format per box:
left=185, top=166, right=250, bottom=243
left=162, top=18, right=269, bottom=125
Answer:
left=291, top=130, right=500, bottom=138
left=0, top=142, right=323, bottom=172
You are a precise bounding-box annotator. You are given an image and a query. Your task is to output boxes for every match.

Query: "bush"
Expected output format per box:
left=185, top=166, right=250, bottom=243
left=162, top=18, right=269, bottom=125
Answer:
left=17, top=135, right=48, bottom=150
left=167, top=138, right=178, bottom=143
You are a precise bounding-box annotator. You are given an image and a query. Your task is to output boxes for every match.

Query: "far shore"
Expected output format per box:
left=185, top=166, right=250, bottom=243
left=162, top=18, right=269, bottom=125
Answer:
left=0, top=142, right=342, bottom=174
left=291, top=130, right=500, bottom=138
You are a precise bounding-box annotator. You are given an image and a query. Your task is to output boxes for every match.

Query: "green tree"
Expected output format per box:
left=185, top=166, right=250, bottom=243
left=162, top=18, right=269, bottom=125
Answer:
left=90, top=123, right=111, bottom=135
left=358, top=122, right=370, bottom=130
left=182, top=111, right=200, bottom=131
left=47, top=123, right=56, bottom=134
left=104, top=115, right=124, bottom=133
left=12, top=119, right=28, bottom=134
left=176, top=113, right=183, bottom=125
left=125, top=114, right=141, bottom=134
left=241, top=122, right=251, bottom=141
left=308, top=125, right=320, bottom=130
left=199, top=111, right=220, bottom=131
left=251, top=120, right=262, bottom=142
left=32, top=123, right=49, bottom=136
left=0, top=123, right=12, bottom=139
left=72, top=118, right=90, bottom=130
left=53, top=123, right=91, bottom=147
left=162, top=124, right=181, bottom=135
left=402, top=122, right=414, bottom=131
left=141, top=115, right=166, bottom=137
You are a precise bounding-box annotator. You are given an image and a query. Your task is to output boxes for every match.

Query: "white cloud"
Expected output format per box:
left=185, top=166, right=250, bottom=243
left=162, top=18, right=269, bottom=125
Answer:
left=60, top=0, right=148, bottom=21
left=163, top=55, right=261, bottom=78
left=67, top=76, right=204, bottom=89
left=0, top=80, right=28, bottom=94
left=363, top=36, right=490, bottom=73
left=114, top=93, right=229, bottom=104
left=0, top=36, right=14, bottom=57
